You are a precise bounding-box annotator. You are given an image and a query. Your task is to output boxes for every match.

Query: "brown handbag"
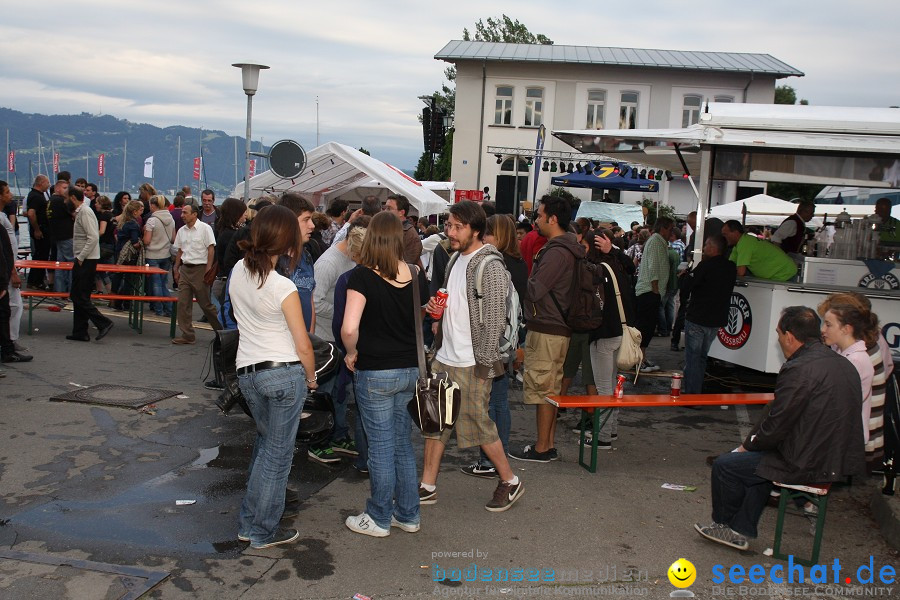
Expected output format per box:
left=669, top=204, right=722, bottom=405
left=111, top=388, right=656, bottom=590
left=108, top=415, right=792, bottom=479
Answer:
left=405, top=264, right=460, bottom=434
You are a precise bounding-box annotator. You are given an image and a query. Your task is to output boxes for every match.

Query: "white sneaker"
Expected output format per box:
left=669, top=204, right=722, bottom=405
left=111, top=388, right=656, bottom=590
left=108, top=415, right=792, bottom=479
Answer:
left=345, top=513, right=389, bottom=537
left=390, top=515, right=420, bottom=533
left=641, top=360, right=660, bottom=373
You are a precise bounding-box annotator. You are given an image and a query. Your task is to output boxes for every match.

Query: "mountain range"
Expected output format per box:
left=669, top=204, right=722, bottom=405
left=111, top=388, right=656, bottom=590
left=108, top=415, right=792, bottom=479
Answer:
left=1, top=107, right=265, bottom=197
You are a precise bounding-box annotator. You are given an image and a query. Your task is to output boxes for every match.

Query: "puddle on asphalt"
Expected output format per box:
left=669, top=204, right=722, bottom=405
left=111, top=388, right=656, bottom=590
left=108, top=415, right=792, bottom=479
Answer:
left=9, top=436, right=350, bottom=562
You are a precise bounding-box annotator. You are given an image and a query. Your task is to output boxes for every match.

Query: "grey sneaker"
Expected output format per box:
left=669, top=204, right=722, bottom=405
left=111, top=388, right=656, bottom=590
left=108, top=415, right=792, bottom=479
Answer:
left=390, top=515, right=420, bottom=533
left=485, top=479, right=524, bottom=512
left=250, top=527, right=300, bottom=549
left=418, top=485, right=437, bottom=505
left=346, top=513, right=389, bottom=537
left=694, top=522, right=749, bottom=550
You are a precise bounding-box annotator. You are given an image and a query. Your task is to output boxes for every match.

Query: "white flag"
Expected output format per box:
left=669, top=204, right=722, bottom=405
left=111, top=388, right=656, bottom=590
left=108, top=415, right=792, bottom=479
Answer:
left=143, top=156, right=154, bottom=178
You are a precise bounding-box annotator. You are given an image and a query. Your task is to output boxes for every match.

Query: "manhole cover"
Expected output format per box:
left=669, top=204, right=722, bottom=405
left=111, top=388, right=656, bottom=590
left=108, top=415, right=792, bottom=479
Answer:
left=50, top=384, right=181, bottom=409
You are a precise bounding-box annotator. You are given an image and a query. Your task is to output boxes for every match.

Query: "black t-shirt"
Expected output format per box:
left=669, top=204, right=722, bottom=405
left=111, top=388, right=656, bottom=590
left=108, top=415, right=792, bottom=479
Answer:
left=47, top=195, right=74, bottom=241
left=346, top=265, right=428, bottom=371
left=97, top=211, right=115, bottom=245
left=26, top=189, right=49, bottom=232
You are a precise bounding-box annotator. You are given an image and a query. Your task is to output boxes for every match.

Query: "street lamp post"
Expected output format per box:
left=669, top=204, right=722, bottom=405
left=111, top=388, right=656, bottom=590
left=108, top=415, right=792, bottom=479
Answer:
left=232, top=62, right=269, bottom=202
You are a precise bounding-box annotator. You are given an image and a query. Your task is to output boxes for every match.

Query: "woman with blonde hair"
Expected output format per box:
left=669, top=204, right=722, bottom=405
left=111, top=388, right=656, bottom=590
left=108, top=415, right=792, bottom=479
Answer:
left=341, top=211, right=426, bottom=537
left=818, top=292, right=894, bottom=473
left=111, top=200, right=145, bottom=307
left=230, top=204, right=318, bottom=549
left=142, top=194, right=176, bottom=316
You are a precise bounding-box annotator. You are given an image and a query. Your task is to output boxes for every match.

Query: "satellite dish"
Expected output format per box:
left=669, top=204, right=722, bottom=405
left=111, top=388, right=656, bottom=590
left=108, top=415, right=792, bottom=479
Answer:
left=267, top=139, right=306, bottom=179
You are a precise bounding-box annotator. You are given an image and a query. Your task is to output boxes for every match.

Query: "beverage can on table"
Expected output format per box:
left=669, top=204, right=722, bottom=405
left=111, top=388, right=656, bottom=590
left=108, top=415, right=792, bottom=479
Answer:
left=614, top=374, right=626, bottom=398
left=670, top=372, right=683, bottom=398
left=430, top=288, right=449, bottom=319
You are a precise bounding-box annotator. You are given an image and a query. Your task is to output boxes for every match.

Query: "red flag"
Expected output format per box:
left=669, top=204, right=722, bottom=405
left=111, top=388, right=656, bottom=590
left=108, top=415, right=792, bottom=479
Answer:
left=6, top=151, right=13, bottom=173
left=193, top=157, right=201, bottom=180
left=97, top=153, right=105, bottom=177
left=249, top=159, right=256, bottom=178
left=53, top=152, right=60, bottom=173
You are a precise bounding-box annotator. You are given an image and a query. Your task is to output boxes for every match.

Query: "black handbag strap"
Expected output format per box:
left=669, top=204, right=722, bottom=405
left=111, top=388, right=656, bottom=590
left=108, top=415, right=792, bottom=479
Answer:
left=409, top=263, right=427, bottom=379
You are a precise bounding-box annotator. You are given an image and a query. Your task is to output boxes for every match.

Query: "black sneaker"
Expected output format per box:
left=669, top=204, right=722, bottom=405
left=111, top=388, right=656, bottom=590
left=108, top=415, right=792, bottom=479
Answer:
left=1, top=351, right=33, bottom=363
left=508, top=444, right=553, bottom=463
left=418, top=485, right=437, bottom=505
left=485, top=479, right=524, bottom=512
left=330, top=437, right=359, bottom=456
left=581, top=434, right=612, bottom=450
left=548, top=447, right=559, bottom=461
left=460, top=463, right=498, bottom=479
left=250, top=527, right=300, bottom=549
left=204, top=379, right=225, bottom=391
left=693, top=522, right=749, bottom=551
left=282, top=499, right=300, bottom=519
left=307, top=446, right=341, bottom=464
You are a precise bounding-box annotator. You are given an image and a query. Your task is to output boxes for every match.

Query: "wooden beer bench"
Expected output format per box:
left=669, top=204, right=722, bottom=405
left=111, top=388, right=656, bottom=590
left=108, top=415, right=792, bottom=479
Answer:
left=545, top=393, right=773, bottom=473
left=17, top=260, right=175, bottom=336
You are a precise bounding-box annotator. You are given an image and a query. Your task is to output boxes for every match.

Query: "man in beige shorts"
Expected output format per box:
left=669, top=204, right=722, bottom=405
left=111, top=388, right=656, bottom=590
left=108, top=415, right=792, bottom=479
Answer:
left=420, top=201, right=523, bottom=512
left=509, top=194, right=581, bottom=463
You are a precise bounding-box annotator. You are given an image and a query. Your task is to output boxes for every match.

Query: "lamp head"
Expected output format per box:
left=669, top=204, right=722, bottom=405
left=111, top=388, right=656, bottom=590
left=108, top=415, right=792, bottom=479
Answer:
left=232, top=62, right=270, bottom=95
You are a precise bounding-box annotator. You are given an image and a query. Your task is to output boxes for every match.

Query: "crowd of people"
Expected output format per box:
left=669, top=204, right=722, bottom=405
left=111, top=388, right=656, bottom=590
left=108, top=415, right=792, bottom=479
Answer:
left=1, top=177, right=897, bottom=556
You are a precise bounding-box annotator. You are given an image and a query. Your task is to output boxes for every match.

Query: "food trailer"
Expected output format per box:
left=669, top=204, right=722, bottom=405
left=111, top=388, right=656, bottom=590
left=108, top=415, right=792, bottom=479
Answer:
left=554, top=103, right=900, bottom=373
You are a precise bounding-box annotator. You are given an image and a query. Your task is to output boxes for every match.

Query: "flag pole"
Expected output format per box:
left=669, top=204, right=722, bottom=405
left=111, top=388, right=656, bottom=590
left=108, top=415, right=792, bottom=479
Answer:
left=122, top=139, right=127, bottom=191
left=176, top=135, right=181, bottom=189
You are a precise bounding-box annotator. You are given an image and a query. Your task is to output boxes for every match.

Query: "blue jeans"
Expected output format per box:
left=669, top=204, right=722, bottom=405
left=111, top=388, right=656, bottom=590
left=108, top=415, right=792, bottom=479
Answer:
left=54, top=238, right=74, bottom=292
left=710, top=451, right=771, bottom=538
left=146, top=257, right=172, bottom=315
left=354, top=367, right=419, bottom=529
left=683, top=320, right=720, bottom=394
left=479, top=374, right=511, bottom=467
left=334, top=363, right=369, bottom=468
left=657, top=289, right=676, bottom=334
left=237, top=364, right=307, bottom=545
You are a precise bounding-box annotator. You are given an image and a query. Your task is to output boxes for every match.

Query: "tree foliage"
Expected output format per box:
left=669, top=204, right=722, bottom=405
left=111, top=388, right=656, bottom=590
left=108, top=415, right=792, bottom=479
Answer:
left=463, top=15, right=554, bottom=45
left=641, top=197, right=675, bottom=226
left=766, top=182, right=823, bottom=204
left=774, top=85, right=808, bottom=106
left=357, top=147, right=371, bottom=156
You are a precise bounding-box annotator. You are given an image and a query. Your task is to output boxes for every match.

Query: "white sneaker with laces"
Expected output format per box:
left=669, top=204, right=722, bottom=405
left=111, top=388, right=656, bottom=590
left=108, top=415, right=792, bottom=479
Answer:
left=346, top=513, right=389, bottom=537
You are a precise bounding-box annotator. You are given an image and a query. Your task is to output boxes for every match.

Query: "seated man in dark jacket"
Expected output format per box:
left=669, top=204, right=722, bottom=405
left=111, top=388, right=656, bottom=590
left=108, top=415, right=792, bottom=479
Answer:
left=695, top=306, right=865, bottom=551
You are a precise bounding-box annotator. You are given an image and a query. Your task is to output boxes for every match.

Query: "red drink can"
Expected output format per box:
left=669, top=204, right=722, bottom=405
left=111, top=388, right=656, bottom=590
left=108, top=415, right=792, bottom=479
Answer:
left=430, top=288, right=449, bottom=319
left=614, top=374, right=626, bottom=398
left=670, top=372, right=683, bottom=398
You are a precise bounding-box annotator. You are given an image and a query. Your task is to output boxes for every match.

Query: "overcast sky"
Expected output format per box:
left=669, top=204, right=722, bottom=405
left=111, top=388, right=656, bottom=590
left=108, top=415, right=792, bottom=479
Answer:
left=1, top=0, right=896, bottom=170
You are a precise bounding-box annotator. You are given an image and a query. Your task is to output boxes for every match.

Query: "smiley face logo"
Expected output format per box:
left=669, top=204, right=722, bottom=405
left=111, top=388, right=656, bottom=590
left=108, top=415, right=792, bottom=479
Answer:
left=668, top=558, right=696, bottom=588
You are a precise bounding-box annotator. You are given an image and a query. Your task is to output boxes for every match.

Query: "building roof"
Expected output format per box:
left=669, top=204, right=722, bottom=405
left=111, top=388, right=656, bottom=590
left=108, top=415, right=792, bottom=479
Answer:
left=435, top=41, right=803, bottom=78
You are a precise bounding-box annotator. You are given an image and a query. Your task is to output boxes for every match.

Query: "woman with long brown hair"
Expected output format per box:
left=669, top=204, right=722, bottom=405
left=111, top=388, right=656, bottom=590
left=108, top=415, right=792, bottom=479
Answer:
left=341, top=211, right=427, bottom=537
left=230, top=204, right=318, bottom=549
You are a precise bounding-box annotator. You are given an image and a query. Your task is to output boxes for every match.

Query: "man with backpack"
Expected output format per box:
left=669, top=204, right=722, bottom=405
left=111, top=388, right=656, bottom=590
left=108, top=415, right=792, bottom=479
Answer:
left=510, top=194, right=583, bottom=463
left=419, top=201, right=524, bottom=512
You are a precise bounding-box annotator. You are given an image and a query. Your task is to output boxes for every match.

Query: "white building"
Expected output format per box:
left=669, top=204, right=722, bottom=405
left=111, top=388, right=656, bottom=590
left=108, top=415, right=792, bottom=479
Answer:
left=436, top=41, right=803, bottom=216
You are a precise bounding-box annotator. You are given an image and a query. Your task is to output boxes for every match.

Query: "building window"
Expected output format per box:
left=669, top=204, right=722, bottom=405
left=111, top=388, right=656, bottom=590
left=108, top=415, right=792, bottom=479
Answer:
left=524, top=88, right=544, bottom=126
left=500, top=157, right=528, bottom=172
left=494, top=86, right=513, bottom=125
left=714, top=95, right=734, bottom=103
left=586, top=89, right=606, bottom=129
left=619, top=91, right=639, bottom=129
left=682, top=94, right=703, bottom=127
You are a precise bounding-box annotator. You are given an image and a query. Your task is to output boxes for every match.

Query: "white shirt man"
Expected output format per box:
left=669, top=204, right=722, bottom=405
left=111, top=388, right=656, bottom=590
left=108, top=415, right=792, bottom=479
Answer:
left=172, top=205, right=221, bottom=343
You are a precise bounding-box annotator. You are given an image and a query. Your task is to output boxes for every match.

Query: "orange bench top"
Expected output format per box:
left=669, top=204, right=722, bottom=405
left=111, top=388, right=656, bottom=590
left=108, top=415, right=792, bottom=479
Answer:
left=546, top=392, right=773, bottom=408
left=16, top=260, right=167, bottom=275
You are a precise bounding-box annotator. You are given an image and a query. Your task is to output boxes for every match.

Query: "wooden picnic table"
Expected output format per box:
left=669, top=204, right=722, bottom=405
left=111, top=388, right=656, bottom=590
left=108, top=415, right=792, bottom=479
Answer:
left=546, top=393, right=774, bottom=472
left=15, top=260, right=171, bottom=335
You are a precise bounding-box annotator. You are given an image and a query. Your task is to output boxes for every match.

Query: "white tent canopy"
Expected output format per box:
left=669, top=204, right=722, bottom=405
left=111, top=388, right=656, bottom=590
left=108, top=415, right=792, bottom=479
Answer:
left=232, top=142, right=449, bottom=217
left=709, top=193, right=895, bottom=227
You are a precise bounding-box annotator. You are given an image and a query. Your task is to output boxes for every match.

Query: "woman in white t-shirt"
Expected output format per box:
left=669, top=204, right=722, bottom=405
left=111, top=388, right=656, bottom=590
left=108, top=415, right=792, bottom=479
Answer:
left=229, top=204, right=318, bottom=550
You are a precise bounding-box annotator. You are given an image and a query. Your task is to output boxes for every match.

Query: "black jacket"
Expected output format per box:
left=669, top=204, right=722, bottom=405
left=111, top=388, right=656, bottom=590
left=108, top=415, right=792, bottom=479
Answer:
left=684, top=254, right=736, bottom=327
left=589, top=251, right=637, bottom=341
left=744, top=342, right=866, bottom=483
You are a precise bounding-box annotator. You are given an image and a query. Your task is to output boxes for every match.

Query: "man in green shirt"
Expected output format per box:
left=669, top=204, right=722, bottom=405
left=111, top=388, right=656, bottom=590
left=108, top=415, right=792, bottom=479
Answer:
left=721, top=220, right=797, bottom=282
left=875, top=197, right=900, bottom=246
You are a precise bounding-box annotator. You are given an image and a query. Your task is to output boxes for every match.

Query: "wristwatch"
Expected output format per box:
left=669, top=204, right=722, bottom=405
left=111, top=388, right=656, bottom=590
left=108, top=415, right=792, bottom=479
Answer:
left=306, top=378, right=317, bottom=385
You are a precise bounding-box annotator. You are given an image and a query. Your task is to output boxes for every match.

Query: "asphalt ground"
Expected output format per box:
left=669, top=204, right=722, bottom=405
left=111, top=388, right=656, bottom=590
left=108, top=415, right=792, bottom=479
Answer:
left=0, top=307, right=897, bottom=599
